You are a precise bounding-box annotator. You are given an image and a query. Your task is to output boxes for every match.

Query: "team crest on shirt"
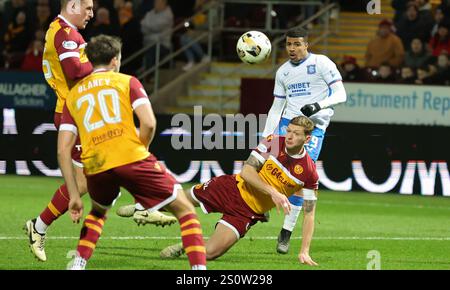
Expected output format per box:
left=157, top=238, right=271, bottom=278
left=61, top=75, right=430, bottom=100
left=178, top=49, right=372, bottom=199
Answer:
left=294, top=165, right=303, bottom=175
left=64, top=27, right=71, bottom=35
left=307, top=65, right=316, bottom=74
left=266, top=134, right=273, bottom=142
left=194, top=184, right=203, bottom=190
left=154, top=162, right=162, bottom=172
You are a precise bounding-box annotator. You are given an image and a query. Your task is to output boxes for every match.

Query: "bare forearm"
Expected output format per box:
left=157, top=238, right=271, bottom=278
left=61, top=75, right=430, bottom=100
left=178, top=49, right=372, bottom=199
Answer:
left=139, top=125, right=155, bottom=149
left=300, top=200, right=316, bottom=253
left=57, top=150, right=78, bottom=199
left=240, top=165, right=274, bottom=197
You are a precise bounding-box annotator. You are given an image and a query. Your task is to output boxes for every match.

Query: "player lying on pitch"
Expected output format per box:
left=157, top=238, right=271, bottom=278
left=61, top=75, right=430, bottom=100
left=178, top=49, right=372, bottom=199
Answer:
left=160, top=116, right=320, bottom=266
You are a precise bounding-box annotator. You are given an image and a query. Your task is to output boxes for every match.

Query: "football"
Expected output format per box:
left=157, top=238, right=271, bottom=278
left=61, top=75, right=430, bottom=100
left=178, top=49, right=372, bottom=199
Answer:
left=236, top=31, right=272, bottom=64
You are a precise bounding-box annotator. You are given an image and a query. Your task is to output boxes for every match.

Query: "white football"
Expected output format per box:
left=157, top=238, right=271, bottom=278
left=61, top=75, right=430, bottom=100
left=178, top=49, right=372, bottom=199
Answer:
left=236, top=31, right=272, bottom=64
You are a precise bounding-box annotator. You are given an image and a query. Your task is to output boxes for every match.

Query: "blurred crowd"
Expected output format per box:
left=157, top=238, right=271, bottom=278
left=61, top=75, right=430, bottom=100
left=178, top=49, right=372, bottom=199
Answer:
left=0, top=0, right=448, bottom=87
left=341, top=0, right=450, bottom=86
left=0, top=0, right=211, bottom=74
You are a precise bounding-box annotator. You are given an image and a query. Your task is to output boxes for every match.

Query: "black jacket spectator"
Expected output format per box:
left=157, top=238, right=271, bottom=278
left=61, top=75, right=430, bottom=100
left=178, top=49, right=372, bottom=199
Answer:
left=118, top=2, right=143, bottom=74
left=396, top=3, right=430, bottom=48
left=404, top=38, right=431, bottom=69
left=340, top=55, right=366, bottom=82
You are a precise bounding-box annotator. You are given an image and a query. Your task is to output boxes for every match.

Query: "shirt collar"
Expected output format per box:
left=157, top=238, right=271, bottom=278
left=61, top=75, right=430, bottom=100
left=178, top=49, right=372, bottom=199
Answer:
left=58, top=14, right=78, bottom=30
left=92, top=68, right=109, bottom=74
left=290, top=52, right=311, bottom=66
left=285, top=146, right=306, bottom=159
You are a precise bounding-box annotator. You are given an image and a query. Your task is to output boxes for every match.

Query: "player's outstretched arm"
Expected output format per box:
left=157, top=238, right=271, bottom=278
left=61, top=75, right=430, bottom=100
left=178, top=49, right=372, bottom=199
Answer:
left=240, top=155, right=291, bottom=215
left=298, top=189, right=318, bottom=266
left=317, top=81, right=347, bottom=109
left=134, top=102, right=156, bottom=150
left=262, top=97, right=286, bottom=137
left=57, top=130, right=82, bottom=223
left=300, top=81, right=347, bottom=117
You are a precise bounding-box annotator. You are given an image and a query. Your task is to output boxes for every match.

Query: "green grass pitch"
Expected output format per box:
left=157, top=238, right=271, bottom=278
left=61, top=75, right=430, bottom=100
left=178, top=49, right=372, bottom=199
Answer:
left=1, top=175, right=449, bottom=270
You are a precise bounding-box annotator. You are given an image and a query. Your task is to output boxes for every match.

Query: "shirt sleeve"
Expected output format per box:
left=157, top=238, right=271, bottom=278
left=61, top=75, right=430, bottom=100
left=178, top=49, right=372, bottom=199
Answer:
left=129, top=76, right=151, bottom=110
left=54, top=28, right=93, bottom=80
left=59, top=103, right=78, bottom=135
left=273, top=68, right=286, bottom=98
left=251, top=135, right=281, bottom=164
left=304, top=164, right=319, bottom=190
left=318, top=55, right=342, bottom=86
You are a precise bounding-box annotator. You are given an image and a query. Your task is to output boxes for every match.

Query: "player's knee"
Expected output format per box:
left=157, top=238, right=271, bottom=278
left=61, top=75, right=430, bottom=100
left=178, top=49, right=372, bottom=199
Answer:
left=167, top=199, right=195, bottom=219
left=205, top=246, right=223, bottom=261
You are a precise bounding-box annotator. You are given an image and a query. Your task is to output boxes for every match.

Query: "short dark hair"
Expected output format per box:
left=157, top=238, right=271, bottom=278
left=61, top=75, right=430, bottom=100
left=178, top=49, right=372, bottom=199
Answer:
left=60, top=0, right=70, bottom=7
left=286, top=28, right=308, bottom=39
left=289, top=116, right=314, bottom=136
left=85, top=35, right=122, bottom=66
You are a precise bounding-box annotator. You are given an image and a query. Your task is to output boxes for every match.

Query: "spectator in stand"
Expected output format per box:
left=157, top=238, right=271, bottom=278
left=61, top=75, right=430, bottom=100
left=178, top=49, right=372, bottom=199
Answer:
left=398, top=66, right=416, bottom=84
left=1, top=0, right=27, bottom=32
left=431, top=8, right=446, bottom=38
left=2, top=9, right=31, bottom=69
left=365, top=19, right=404, bottom=69
left=372, top=63, right=396, bottom=83
left=136, top=0, right=154, bottom=21
left=141, top=0, right=174, bottom=72
left=429, top=20, right=450, bottom=57
left=85, top=7, right=119, bottom=40
left=404, top=38, right=431, bottom=69
left=438, top=0, right=450, bottom=17
left=180, top=0, right=209, bottom=71
left=391, top=0, right=410, bottom=25
left=35, top=2, right=52, bottom=31
left=415, top=0, right=433, bottom=33
left=434, top=52, right=450, bottom=85
left=415, top=64, right=439, bottom=85
left=396, top=3, right=430, bottom=48
left=20, top=39, right=43, bottom=71
left=118, top=1, right=143, bottom=74
left=340, top=55, right=366, bottom=82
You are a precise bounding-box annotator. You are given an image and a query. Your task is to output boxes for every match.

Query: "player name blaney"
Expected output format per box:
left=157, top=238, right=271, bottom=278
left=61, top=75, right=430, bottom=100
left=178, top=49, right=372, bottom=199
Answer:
left=77, top=78, right=111, bottom=93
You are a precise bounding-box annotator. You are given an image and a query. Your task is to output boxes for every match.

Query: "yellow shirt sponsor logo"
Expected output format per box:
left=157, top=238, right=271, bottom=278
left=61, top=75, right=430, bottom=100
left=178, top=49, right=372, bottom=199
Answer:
left=264, top=163, right=296, bottom=189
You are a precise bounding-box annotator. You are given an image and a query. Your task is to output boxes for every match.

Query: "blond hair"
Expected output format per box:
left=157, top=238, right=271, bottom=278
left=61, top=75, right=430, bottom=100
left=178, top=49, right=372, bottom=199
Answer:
left=289, top=116, right=315, bottom=135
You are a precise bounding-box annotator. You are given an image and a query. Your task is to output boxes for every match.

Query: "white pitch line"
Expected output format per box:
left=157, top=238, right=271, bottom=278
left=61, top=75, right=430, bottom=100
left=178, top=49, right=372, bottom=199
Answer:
left=319, top=200, right=450, bottom=210
left=2, top=236, right=450, bottom=241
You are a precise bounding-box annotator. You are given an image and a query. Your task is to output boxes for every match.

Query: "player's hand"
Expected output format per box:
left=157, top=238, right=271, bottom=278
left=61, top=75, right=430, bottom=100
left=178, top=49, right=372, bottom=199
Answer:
left=300, top=103, right=321, bottom=117
left=271, top=190, right=291, bottom=215
left=298, top=252, right=318, bottom=266
left=69, top=197, right=84, bottom=224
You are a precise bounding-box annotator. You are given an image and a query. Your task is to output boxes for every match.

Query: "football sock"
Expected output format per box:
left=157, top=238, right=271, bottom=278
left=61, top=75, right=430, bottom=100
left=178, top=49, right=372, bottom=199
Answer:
left=76, top=210, right=106, bottom=260
left=39, top=184, right=70, bottom=227
left=179, top=213, right=207, bottom=270
left=34, top=216, right=48, bottom=234
left=282, top=195, right=304, bottom=232
left=135, top=203, right=145, bottom=211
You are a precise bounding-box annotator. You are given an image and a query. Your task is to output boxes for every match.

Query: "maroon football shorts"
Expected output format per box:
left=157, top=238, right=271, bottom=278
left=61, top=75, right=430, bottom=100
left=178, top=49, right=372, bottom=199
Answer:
left=191, top=174, right=265, bottom=239
left=86, top=155, right=180, bottom=210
